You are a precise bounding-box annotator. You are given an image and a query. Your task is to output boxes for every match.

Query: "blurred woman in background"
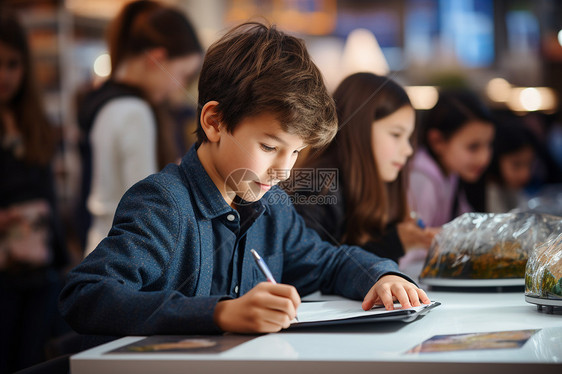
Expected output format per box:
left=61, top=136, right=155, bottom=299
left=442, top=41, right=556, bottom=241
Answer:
left=0, top=6, right=69, bottom=372
left=77, top=0, right=203, bottom=255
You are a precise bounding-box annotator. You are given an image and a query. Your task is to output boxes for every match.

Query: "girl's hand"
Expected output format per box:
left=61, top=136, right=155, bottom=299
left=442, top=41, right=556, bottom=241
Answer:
left=397, top=220, right=439, bottom=250
left=213, top=282, right=301, bottom=333
left=0, top=207, right=21, bottom=232
left=362, top=275, right=430, bottom=311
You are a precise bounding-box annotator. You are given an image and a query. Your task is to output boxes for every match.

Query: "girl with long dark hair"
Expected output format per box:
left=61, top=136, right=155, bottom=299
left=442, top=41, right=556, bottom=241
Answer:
left=294, top=73, right=436, bottom=263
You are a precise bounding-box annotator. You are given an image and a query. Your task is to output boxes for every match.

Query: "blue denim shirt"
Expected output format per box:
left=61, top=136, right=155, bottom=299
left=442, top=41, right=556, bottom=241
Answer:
left=59, top=145, right=411, bottom=336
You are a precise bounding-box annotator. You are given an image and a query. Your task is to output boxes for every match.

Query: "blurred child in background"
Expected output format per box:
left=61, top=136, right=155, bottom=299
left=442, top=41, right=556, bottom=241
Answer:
left=409, top=90, right=495, bottom=227
left=485, top=120, right=536, bottom=213
left=293, top=73, right=436, bottom=264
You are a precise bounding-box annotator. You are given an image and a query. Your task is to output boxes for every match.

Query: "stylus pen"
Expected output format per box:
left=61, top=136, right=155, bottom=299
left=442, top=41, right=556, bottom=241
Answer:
left=250, top=249, right=298, bottom=322
left=410, top=211, right=426, bottom=229
left=250, top=249, right=277, bottom=284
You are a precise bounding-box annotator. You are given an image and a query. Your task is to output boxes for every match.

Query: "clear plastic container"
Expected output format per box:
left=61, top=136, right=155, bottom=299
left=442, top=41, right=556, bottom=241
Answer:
left=420, top=212, right=562, bottom=281
left=525, top=232, right=562, bottom=300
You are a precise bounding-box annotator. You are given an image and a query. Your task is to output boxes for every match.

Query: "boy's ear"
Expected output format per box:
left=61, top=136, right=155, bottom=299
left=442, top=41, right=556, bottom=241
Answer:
left=427, top=129, right=446, bottom=155
left=200, top=101, right=222, bottom=143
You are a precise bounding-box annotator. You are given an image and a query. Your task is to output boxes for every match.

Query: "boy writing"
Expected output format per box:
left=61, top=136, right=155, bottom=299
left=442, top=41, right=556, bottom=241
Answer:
left=59, top=22, right=429, bottom=335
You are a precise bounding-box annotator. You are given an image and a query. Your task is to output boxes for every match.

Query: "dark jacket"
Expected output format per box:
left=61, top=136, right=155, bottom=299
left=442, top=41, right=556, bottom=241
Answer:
left=292, top=180, right=405, bottom=263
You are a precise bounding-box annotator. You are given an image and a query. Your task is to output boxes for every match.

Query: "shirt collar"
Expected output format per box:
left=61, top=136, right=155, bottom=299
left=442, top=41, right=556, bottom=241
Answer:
left=180, top=145, right=271, bottom=219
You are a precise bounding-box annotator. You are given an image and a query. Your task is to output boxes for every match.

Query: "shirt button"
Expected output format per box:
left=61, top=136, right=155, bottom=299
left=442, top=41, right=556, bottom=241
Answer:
left=234, top=285, right=239, bottom=294
left=227, top=214, right=235, bottom=221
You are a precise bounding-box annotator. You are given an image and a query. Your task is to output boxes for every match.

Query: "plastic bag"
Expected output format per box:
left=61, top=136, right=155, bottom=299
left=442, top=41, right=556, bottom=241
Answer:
left=420, top=212, right=562, bottom=280
left=525, top=233, right=562, bottom=299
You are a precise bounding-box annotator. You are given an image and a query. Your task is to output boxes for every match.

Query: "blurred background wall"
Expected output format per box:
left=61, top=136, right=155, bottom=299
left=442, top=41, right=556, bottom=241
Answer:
left=6, top=0, right=562, bottom=257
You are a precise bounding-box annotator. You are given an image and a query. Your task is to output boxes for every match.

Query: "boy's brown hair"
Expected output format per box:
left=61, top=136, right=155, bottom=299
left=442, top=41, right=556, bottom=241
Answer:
left=196, top=22, right=337, bottom=148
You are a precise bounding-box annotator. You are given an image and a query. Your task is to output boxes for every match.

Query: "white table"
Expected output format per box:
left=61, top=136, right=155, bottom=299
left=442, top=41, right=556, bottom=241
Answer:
left=70, top=289, right=562, bottom=374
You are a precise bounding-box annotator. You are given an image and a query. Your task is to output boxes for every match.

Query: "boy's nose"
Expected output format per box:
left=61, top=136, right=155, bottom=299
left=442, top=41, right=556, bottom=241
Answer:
left=271, top=156, right=296, bottom=180
left=269, top=168, right=291, bottom=182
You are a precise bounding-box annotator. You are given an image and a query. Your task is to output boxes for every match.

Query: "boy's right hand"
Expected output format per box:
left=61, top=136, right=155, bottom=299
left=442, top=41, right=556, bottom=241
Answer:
left=213, top=282, right=301, bottom=333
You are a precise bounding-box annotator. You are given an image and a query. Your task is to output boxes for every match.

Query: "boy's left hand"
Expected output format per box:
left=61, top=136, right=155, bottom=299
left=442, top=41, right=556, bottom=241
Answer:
left=361, top=275, right=430, bottom=311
